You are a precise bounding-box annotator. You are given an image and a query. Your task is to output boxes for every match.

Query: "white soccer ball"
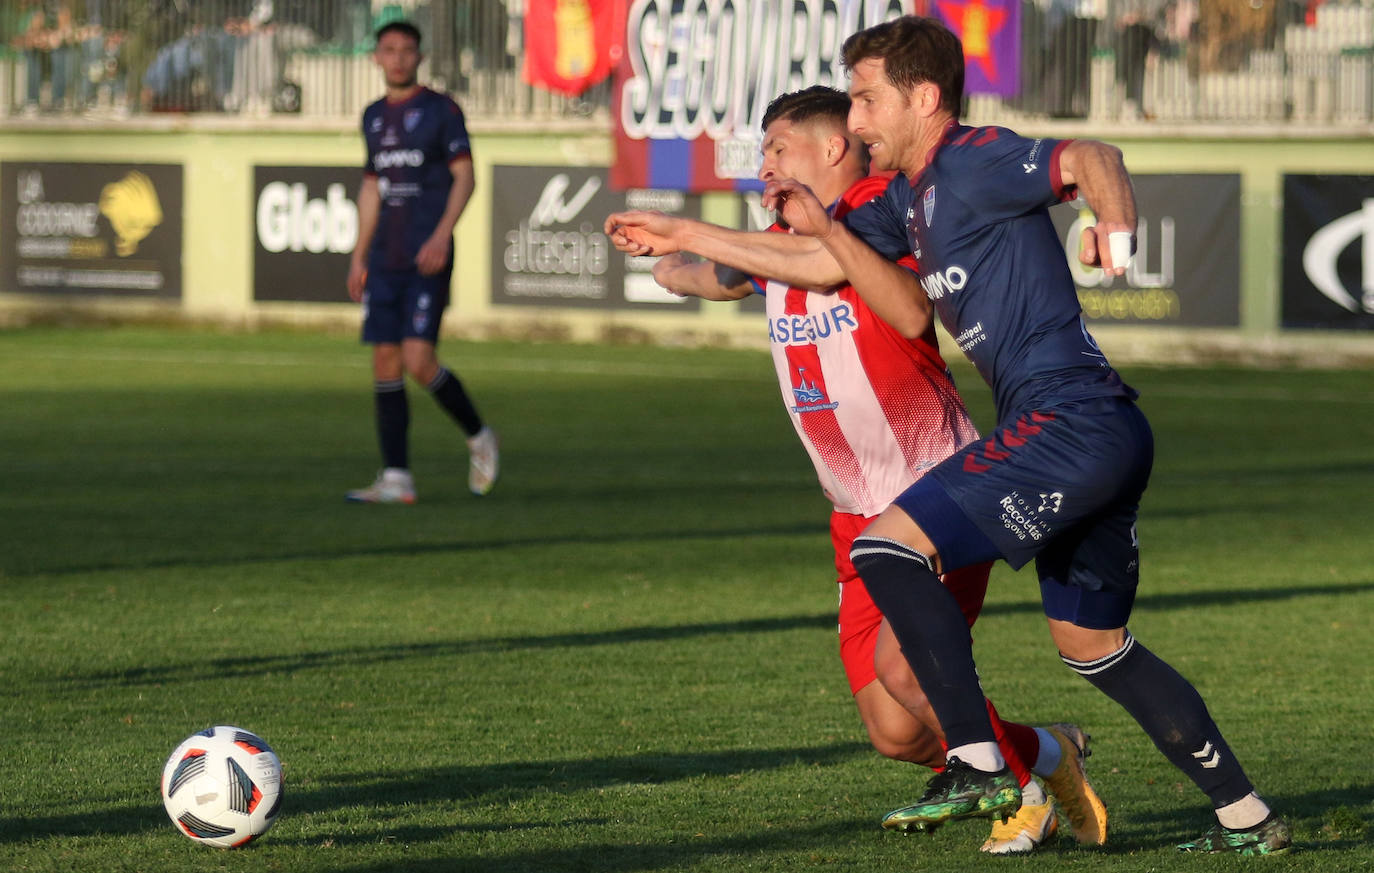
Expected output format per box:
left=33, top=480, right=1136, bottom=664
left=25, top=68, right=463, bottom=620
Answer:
left=160, top=725, right=283, bottom=848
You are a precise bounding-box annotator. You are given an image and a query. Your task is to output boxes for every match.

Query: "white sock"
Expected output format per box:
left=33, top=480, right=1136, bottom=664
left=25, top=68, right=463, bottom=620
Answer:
left=1020, top=779, right=1047, bottom=805
left=946, top=741, right=1004, bottom=772
left=1215, top=793, right=1270, bottom=830
left=1031, top=727, right=1062, bottom=776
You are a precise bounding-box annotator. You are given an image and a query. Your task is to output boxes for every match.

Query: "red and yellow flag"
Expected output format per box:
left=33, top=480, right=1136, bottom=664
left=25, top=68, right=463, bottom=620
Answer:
left=523, top=0, right=626, bottom=97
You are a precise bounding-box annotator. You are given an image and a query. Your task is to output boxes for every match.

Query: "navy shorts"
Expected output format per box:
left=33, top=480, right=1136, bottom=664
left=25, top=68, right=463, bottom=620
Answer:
left=892, top=396, right=1154, bottom=629
left=361, top=268, right=451, bottom=345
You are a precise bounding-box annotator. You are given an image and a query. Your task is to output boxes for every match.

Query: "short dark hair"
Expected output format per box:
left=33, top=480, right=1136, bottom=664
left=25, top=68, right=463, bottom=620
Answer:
left=761, top=85, right=852, bottom=134
left=841, top=15, right=964, bottom=117
left=375, top=20, right=422, bottom=48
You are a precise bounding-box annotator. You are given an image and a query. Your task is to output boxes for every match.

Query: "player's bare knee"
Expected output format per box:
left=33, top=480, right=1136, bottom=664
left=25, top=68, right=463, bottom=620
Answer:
left=1049, top=619, right=1127, bottom=663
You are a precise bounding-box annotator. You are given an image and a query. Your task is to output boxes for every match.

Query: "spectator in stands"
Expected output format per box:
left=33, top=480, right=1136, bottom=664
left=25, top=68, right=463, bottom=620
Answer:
left=15, top=0, right=74, bottom=114
left=1043, top=0, right=1103, bottom=118
left=1196, top=0, right=1276, bottom=74
left=1114, top=0, right=1167, bottom=120
left=141, top=19, right=207, bottom=111
left=226, top=0, right=277, bottom=114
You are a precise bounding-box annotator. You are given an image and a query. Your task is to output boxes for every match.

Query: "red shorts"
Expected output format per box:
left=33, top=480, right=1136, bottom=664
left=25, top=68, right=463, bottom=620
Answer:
left=833, top=510, right=992, bottom=695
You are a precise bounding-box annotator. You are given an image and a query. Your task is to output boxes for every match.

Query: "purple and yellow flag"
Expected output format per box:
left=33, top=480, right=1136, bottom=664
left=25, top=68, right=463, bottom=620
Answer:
left=934, top=0, right=1021, bottom=97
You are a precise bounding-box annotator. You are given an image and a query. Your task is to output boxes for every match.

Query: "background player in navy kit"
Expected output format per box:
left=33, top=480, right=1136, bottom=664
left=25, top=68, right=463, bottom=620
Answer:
left=345, top=20, right=497, bottom=503
left=607, top=15, right=1289, bottom=857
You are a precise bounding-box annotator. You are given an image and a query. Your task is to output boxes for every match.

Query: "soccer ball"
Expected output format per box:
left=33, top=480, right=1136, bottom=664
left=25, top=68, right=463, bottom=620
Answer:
left=160, top=726, right=283, bottom=848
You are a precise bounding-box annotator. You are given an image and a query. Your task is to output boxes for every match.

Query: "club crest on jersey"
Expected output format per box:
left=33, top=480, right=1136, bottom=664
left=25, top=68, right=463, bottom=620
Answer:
left=369, top=116, right=382, bottom=133
left=923, top=186, right=936, bottom=227
left=792, top=368, right=825, bottom=404
left=404, top=109, right=423, bottom=131
left=790, top=368, right=838, bottom=413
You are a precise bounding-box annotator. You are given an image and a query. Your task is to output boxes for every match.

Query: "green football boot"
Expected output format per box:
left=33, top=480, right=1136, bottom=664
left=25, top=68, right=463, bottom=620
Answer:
left=882, top=757, right=1022, bottom=833
left=1177, top=813, right=1293, bottom=856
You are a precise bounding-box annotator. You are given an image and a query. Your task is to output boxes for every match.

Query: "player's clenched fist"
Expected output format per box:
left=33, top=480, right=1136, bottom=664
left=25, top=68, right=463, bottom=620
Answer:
left=762, top=178, right=833, bottom=241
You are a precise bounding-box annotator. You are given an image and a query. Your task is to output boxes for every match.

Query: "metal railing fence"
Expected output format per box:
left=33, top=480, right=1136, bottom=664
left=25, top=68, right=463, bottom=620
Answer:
left=1, top=0, right=1370, bottom=126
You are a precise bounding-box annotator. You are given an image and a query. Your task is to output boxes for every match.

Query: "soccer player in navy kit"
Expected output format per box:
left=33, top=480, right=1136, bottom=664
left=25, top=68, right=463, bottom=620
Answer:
left=608, top=15, right=1289, bottom=857
left=345, top=20, right=498, bottom=503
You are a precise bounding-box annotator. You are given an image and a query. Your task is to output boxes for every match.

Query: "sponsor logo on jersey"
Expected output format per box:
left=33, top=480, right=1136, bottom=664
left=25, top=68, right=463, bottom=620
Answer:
left=767, top=302, right=858, bottom=346
left=998, top=490, right=1049, bottom=542
left=1024, top=138, right=1044, bottom=174
left=954, top=320, right=986, bottom=352
left=1304, top=197, right=1374, bottom=314
left=374, top=149, right=425, bottom=170
left=919, top=264, right=968, bottom=300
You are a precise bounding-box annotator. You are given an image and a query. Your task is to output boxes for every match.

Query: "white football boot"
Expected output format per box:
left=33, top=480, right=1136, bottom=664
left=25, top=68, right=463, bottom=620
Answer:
left=467, top=427, right=499, bottom=496
left=345, top=468, right=416, bottom=504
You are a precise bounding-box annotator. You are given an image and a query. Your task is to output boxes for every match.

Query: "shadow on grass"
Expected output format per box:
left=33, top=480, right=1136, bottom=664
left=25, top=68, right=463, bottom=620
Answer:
left=324, top=818, right=878, bottom=873
left=273, top=777, right=1374, bottom=870
left=59, top=613, right=839, bottom=687
left=54, top=579, right=1374, bottom=689
left=11, top=520, right=826, bottom=579
left=0, top=742, right=871, bottom=846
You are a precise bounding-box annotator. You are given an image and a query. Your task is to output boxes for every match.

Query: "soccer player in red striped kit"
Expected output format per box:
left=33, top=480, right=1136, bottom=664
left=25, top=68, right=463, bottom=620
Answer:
left=614, top=85, right=1107, bottom=855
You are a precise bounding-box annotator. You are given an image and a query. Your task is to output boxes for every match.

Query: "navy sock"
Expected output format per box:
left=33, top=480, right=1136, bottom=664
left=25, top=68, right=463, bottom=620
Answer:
left=850, top=536, right=996, bottom=747
left=375, top=379, right=409, bottom=469
left=1064, top=632, right=1255, bottom=808
left=427, top=367, right=483, bottom=436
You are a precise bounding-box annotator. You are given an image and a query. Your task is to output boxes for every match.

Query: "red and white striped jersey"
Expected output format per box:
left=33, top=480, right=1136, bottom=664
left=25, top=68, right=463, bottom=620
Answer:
left=756, top=175, right=980, bottom=517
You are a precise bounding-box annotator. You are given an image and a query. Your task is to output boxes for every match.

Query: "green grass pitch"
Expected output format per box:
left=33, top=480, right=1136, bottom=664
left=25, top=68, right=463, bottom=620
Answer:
left=1, top=325, right=1371, bottom=872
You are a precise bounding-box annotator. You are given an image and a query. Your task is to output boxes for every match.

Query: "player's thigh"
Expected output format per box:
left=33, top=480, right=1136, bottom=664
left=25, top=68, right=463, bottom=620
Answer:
left=899, top=397, right=1153, bottom=573
left=361, top=272, right=406, bottom=346
left=398, top=271, right=450, bottom=345
left=1036, top=498, right=1143, bottom=632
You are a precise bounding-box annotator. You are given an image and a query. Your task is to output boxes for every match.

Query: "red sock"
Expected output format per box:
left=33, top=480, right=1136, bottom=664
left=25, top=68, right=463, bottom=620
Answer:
left=987, top=698, right=1039, bottom=787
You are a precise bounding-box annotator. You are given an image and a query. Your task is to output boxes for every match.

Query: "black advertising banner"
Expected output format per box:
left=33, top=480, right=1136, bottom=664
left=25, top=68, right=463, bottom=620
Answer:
left=1, top=162, right=182, bottom=298
left=733, top=173, right=1240, bottom=327
left=254, top=166, right=359, bottom=302
left=1050, top=174, right=1241, bottom=327
left=490, top=165, right=701, bottom=310
left=1282, top=174, right=1374, bottom=330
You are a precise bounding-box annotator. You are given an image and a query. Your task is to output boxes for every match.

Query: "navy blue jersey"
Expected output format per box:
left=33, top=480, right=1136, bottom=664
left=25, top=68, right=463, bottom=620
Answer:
left=844, top=123, right=1133, bottom=419
left=362, top=87, right=472, bottom=272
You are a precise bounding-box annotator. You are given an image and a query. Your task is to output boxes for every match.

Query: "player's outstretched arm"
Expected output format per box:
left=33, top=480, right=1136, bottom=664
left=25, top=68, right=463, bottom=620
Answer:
left=766, top=178, right=934, bottom=340
left=652, top=253, right=753, bottom=301
left=1059, top=140, right=1137, bottom=277
left=606, top=210, right=846, bottom=289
